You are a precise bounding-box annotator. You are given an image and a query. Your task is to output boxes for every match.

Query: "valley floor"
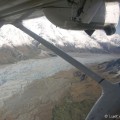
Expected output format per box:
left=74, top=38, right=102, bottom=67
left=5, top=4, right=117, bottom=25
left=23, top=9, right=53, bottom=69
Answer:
left=0, top=53, right=119, bottom=120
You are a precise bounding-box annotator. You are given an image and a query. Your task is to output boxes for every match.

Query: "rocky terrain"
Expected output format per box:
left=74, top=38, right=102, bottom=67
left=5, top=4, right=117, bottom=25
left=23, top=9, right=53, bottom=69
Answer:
left=0, top=60, right=119, bottom=120
left=98, top=58, right=120, bottom=79
left=0, top=69, right=101, bottom=120
left=0, top=54, right=119, bottom=120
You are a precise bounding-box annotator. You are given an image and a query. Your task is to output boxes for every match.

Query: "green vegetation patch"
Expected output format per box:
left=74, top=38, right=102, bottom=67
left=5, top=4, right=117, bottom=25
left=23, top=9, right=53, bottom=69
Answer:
left=52, top=98, right=95, bottom=120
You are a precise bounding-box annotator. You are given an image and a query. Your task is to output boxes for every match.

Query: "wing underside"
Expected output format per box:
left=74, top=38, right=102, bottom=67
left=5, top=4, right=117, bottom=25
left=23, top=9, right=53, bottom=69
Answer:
left=0, top=0, right=119, bottom=33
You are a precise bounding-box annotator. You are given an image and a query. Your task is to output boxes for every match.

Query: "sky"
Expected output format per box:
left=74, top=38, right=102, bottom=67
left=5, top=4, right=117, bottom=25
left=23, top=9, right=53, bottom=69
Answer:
left=116, top=4, right=120, bottom=34
left=116, top=17, right=120, bottom=34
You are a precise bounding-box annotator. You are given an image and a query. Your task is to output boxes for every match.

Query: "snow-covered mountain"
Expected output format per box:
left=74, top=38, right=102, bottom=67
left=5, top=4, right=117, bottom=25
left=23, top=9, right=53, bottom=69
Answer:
left=23, top=16, right=120, bottom=53
left=98, top=58, right=120, bottom=78
left=0, top=24, right=50, bottom=64
left=92, top=30, right=120, bottom=53
left=0, top=16, right=119, bottom=64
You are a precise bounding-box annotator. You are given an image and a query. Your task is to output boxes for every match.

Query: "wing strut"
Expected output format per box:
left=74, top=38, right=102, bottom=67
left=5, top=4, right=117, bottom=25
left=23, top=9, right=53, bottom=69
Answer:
left=14, top=22, right=111, bottom=88
left=13, top=22, right=120, bottom=120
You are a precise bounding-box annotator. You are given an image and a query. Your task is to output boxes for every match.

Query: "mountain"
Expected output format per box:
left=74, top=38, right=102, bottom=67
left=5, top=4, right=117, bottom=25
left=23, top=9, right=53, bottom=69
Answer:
left=0, top=24, right=52, bottom=64
left=23, top=16, right=120, bottom=53
left=92, top=30, right=120, bottom=53
left=0, top=16, right=119, bottom=64
left=98, top=58, right=120, bottom=78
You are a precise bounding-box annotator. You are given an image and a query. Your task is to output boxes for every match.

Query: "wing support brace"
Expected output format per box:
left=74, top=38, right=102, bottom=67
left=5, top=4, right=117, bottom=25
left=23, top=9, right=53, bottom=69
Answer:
left=14, top=22, right=111, bottom=88
left=14, top=23, right=120, bottom=120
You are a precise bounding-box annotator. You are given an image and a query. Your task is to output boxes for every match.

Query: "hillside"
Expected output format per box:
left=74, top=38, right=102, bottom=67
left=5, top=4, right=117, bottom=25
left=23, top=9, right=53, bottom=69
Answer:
left=23, top=16, right=120, bottom=53
left=0, top=16, right=119, bottom=64
left=1, top=58, right=120, bottom=120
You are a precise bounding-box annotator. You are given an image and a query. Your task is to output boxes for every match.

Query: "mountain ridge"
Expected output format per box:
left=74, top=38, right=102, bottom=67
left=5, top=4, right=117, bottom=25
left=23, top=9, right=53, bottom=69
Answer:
left=0, top=16, right=119, bottom=64
left=23, top=17, right=120, bottom=53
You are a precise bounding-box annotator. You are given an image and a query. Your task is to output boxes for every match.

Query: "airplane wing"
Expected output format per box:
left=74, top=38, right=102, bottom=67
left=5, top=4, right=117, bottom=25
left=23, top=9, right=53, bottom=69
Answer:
left=0, top=1, right=120, bottom=120
left=0, top=0, right=119, bottom=35
left=43, top=0, right=120, bottom=35
left=0, top=0, right=59, bottom=23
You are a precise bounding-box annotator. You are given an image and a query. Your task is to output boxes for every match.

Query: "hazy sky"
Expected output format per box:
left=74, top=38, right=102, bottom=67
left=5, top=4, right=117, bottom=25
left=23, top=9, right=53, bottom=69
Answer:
left=116, top=17, right=120, bottom=34
left=116, top=4, right=120, bottom=34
